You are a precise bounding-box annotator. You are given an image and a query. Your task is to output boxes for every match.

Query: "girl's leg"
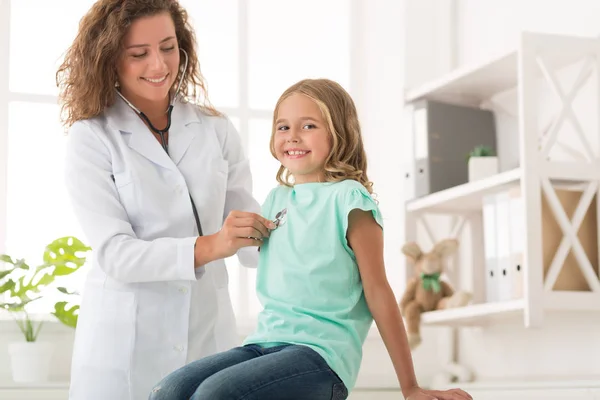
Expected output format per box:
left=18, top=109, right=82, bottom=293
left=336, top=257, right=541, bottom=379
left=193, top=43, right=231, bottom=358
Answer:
left=148, top=345, right=261, bottom=400
left=191, top=344, right=348, bottom=400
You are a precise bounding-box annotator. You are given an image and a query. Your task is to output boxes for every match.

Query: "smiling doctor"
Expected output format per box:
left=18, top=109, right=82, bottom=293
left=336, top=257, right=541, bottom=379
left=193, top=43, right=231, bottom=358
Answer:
left=56, top=1, right=275, bottom=399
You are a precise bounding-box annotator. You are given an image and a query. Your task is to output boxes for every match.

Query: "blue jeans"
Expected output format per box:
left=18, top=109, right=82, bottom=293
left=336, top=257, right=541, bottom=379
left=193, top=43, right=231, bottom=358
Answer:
left=148, top=343, right=348, bottom=400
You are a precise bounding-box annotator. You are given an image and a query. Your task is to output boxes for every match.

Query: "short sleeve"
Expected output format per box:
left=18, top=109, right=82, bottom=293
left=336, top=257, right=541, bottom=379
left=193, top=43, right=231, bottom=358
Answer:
left=341, top=183, right=384, bottom=238
left=261, top=186, right=279, bottom=218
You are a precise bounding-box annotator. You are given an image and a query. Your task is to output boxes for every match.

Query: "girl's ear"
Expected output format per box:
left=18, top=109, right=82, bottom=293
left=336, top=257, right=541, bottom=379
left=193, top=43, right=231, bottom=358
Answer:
left=401, top=242, right=422, bottom=263
left=432, top=238, right=459, bottom=257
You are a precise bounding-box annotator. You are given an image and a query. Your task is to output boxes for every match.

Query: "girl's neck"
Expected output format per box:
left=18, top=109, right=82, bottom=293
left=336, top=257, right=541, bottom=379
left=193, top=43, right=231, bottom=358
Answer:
left=290, top=170, right=327, bottom=185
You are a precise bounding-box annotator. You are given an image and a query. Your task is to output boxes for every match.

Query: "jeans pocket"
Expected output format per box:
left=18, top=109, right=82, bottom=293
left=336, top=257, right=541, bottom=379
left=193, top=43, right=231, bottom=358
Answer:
left=331, top=382, right=348, bottom=400
left=327, top=368, right=348, bottom=400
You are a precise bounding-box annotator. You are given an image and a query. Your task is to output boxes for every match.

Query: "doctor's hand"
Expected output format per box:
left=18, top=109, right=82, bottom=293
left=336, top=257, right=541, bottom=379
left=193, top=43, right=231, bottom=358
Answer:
left=194, top=211, right=276, bottom=266
left=215, top=211, right=276, bottom=257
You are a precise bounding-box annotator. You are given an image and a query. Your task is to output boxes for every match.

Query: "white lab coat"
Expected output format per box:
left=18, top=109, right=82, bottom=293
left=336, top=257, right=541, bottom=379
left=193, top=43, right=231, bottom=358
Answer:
left=64, top=96, right=260, bottom=400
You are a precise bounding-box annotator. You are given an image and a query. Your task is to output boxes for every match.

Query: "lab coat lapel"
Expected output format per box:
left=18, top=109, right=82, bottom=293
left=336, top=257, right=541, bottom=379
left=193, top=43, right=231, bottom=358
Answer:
left=168, top=97, right=201, bottom=166
left=106, top=96, right=175, bottom=170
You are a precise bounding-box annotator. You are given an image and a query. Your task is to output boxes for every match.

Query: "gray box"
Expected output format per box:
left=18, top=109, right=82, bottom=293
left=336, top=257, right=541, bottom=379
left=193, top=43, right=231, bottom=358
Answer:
left=407, top=100, right=497, bottom=198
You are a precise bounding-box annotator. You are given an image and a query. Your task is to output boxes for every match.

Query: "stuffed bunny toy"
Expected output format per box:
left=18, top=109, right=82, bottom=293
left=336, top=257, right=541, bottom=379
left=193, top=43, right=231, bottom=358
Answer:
left=400, top=238, right=472, bottom=349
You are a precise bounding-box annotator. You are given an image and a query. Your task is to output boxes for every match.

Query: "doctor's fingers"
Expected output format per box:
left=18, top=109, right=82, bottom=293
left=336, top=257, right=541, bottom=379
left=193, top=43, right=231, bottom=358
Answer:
left=236, top=237, right=264, bottom=249
left=227, top=211, right=276, bottom=231
left=230, top=225, right=268, bottom=241
left=233, top=217, right=272, bottom=238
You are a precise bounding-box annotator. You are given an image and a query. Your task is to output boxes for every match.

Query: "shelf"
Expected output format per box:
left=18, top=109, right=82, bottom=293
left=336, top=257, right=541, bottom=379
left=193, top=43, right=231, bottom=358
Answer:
left=404, top=162, right=600, bottom=214
left=421, top=292, right=600, bottom=327
left=405, top=168, right=521, bottom=213
left=405, top=50, right=518, bottom=106
left=421, top=299, right=525, bottom=327
left=404, top=32, right=600, bottom=106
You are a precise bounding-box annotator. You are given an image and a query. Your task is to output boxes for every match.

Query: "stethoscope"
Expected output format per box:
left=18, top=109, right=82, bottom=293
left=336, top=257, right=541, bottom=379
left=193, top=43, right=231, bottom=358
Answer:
left=115, top=49, right=204, bottom=236
left=273, top=208, right=287, bottom=229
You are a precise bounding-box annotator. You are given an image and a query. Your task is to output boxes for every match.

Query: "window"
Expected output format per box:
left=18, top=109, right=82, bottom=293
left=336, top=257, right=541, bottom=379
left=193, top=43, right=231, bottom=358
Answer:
left=182, top=0, right=353, bottom=321
left=2, top=1, right=96, bottom=314
left=1, top=1, right=353, bottom=321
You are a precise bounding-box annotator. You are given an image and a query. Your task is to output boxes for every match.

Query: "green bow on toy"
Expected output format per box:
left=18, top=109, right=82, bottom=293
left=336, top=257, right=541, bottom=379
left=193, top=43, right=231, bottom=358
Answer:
left=420, top=272, right=441, bottom=293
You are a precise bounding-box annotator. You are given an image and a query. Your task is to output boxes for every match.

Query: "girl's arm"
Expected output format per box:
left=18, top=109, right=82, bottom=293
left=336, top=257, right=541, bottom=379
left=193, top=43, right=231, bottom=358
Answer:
left=347, top=209, right=472, bottom=400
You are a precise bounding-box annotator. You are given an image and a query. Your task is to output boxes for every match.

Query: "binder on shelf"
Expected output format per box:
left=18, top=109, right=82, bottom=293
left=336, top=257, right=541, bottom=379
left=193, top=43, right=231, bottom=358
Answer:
left=403, top=99, right=497, bottom=199
left=508, top=188, right=524, bottom=299
left=482, top=190, right=525, bottom=302
left=483, top=195, right=499, bottom=302
left=495, top=192, right=513, bottom=302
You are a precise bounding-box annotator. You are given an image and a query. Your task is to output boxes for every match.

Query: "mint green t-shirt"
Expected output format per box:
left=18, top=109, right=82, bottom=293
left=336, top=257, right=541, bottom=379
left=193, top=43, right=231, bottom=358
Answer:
left=243, top=179, right=384, bottom=392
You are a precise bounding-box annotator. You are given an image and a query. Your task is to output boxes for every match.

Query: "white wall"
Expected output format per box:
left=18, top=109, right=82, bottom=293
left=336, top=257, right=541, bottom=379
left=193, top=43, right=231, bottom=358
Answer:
left=457, top=0, right=600, bottom=67
left=403, top=0, right=455, bottom=89
left=354, top=0, right=448, bottom=389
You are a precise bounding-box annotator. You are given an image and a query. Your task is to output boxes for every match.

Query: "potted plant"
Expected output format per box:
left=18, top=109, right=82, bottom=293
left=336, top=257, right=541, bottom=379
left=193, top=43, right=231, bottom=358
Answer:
left=0, top=236, right=90, bottom=383
left=466, top=145, right=498, bottom=181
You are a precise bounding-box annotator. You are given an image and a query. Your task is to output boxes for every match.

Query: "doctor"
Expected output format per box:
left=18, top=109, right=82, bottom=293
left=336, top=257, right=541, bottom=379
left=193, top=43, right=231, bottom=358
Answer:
left=56, top=1, right=274, bottom=399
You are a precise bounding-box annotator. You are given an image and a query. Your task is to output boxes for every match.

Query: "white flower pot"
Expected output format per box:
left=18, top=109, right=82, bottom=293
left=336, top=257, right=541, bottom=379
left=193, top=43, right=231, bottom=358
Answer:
left=468, top=156, right=498, bottom=182
left=8, top=341, right=55, bottom=383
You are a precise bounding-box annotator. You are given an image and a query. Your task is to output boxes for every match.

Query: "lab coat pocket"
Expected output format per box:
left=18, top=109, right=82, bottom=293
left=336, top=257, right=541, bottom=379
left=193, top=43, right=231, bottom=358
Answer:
left=210, top=260, right=229, bottom=289
left=113, top=170, right=133, bottom=189
left=214, top=287, right=237, bottom=350
left=77, top=287, right=136, bottom=371
left=210, top=158, right=229, bottom=221
left=112, top=170, right=142, bottom=228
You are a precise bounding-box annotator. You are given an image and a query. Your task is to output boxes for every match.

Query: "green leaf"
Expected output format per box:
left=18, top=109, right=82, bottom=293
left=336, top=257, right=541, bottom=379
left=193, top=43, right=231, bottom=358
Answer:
left=0, top=254, right=29, bottom=270
left=57, top=287, right=79, bottom=295
left=12, top=312, right=42, bottom=342
left=0, top=255, right=15, bottom=264
left=12, top=275, right=40, bottom=298
left=32, top=320, right=44, bottom=342
left=52, top=265, right=80, bottom=277
left=466, top=145, right=496, bottom=162
left=35, top=273, right=55, bottom=287
left=52, top=302, right=79, bottom=328
left=0, top=279, right=16, bottom=294
left=43, top=237, right=91, bottom=276
left=14, top=259, right=30, bottom=270
left=0, top=269, right=13, bottom=280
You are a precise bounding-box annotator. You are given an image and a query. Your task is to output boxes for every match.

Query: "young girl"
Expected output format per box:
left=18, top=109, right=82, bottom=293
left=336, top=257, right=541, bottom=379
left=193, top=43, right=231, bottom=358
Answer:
left=148, top=79, right=472, bottom=400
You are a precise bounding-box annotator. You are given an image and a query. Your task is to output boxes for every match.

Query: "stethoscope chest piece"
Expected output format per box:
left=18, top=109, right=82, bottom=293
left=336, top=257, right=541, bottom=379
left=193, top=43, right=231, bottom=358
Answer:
left=272, top=208, right=287, bottom=229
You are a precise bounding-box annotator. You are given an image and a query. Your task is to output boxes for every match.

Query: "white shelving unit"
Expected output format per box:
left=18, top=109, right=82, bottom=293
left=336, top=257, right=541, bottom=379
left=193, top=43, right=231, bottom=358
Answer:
left=402, top=31, right=600, bottom=382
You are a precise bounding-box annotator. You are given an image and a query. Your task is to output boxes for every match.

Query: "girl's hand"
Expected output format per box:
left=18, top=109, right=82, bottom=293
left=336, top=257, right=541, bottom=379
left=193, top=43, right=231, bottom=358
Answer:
left=406, top=386, right=473, bottom=400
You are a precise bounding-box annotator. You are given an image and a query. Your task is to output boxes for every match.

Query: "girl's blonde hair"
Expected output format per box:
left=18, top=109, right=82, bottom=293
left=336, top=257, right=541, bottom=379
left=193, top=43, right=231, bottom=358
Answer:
left=56, top=0, right=219, bottom=128
left=269, top=78, right=374, bottom=194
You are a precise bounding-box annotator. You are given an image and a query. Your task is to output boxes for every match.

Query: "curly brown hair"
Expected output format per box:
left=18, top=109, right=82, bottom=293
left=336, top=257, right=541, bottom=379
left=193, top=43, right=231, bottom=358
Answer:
left=56, top=0, right=219, bottom=128
left=270, top=78, right=374, bottom=194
